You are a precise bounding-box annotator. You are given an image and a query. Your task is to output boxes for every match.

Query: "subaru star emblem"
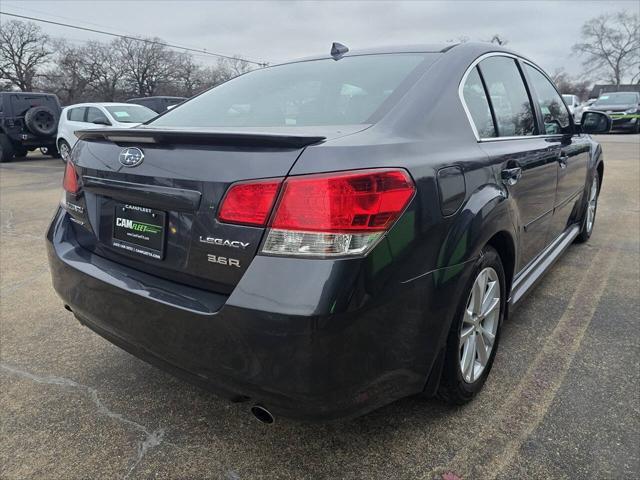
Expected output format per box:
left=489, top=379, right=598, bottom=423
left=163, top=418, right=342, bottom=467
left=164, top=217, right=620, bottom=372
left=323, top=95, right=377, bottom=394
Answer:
left=119, top=147, right=144, bottom=167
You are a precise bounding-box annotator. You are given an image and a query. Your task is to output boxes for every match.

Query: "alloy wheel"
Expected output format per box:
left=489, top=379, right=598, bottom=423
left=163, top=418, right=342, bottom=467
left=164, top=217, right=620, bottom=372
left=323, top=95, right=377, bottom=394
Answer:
left=459, top=267, right=501, bottom=383
left=586, top=177, right=598, bottom=233
left=59, top=142, right=71, bottom=162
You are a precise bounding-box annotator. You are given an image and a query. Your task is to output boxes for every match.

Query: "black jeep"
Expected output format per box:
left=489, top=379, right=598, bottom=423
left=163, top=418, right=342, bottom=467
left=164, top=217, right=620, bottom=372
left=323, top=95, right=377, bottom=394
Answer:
left=0, top=92, right=62, bottom=162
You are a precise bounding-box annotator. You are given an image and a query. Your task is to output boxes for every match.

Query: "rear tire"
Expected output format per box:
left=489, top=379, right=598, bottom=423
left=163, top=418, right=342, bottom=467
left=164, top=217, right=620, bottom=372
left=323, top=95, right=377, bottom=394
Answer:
left=58, top=139, right=71, bottom=163
left=575, top=171, right=599, bottom=243
left=437, top=245, right=506, bottom=405
left=0, top=134, right=14, bottom=162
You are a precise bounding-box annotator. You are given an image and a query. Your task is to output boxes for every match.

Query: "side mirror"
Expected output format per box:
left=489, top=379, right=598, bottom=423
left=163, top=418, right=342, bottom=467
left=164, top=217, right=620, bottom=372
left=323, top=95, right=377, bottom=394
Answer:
left=92, top=117, right=111, bottom=126
left=580, top=111, right=611, bottom=134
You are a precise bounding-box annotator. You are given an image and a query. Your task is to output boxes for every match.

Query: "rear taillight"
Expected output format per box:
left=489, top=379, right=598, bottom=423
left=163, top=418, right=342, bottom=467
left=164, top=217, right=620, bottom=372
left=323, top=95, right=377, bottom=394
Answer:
left=63, top=161, right=79, bottom=194
left=218, top=179, right=282, bottom=226
left=218, top=169, right=415, bottom=257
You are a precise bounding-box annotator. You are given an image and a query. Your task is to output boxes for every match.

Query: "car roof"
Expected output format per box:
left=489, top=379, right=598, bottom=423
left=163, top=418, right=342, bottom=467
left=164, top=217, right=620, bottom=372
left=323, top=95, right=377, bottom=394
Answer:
left=62, top=102, right=148, bottom=110
left=127, top=96, right=186, bottom=101
left=282, top=43, right=456, bottom=64
left=272, top=42, right=529, bottom=70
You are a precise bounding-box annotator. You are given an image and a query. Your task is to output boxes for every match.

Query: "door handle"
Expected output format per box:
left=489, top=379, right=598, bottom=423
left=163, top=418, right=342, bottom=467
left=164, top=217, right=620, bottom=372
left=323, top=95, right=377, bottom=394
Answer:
left=558, top=152, right=568, bottom=169
left=501, top=167, right=522, bottom=186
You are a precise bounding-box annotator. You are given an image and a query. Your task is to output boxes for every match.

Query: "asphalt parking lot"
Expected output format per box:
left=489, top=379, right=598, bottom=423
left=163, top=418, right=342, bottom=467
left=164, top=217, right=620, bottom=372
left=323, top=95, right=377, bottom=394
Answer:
left=1, top=135, right=638, bottom=480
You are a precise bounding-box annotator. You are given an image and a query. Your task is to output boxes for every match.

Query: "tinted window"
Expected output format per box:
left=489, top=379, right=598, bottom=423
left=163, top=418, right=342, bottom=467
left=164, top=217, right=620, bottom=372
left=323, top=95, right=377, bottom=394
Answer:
left=68, top=107, right=86, bottom=122
left=478, top=56, right=535, bottom=137
left=86, top=107, right=107, bottom=123
left=105, top=105, right=156, bottom=123
left=525, top=64, right=571, bottom=134
left=462, top=67, right=496, bottom=138
left=151, top=54, right=434, bottom=128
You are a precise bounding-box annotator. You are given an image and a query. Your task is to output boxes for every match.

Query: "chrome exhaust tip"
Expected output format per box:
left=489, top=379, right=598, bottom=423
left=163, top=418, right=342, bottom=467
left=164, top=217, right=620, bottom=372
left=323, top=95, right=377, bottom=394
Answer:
left=250, top=404, right=275, bottom=424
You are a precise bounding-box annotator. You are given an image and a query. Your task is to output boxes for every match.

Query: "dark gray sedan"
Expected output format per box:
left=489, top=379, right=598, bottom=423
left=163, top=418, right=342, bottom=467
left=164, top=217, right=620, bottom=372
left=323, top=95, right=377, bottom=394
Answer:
left=47, top=42, right=610, bottom=422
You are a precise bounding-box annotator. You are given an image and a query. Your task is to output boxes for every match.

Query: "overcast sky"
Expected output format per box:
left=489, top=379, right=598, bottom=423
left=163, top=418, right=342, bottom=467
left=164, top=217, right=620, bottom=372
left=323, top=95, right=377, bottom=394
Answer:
left=1, top=0, right=637, bottom=80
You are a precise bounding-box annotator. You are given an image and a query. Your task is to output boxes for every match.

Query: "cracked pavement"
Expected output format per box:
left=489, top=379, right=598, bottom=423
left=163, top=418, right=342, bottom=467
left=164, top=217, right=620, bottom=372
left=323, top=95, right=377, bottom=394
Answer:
left=1, top=135, right=639, bottom=479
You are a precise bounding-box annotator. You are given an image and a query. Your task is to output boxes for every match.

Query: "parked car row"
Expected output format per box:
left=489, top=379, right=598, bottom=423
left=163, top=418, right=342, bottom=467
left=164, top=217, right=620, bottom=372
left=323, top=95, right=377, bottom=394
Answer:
left=0, top=95, right=186, bottom=162
left=584, top=91, right=640, bottom=133
left=561, top=91, right=639, bottom=133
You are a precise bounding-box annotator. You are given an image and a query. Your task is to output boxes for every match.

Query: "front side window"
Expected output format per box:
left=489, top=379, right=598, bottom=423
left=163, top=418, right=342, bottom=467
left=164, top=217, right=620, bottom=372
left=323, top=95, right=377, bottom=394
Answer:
left=68, top=107, right=85, bottom=122
left=478, top=56, right=536, bottom=137
left=462, top=67, right=496, bottom=138
left=151, top=54, right=435, bottom=128
left=525, top=64, right=571, bottom=135
left=86, top=107, right=107, bottom=124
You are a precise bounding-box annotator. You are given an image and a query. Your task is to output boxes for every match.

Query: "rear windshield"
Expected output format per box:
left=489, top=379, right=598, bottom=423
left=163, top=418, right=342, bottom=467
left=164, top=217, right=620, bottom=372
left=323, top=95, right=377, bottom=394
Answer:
left=105, top=105, right=156, bottom=123
left=593, top=93, right=638, bottom=106
left=150, top=54, right=434, bottom=128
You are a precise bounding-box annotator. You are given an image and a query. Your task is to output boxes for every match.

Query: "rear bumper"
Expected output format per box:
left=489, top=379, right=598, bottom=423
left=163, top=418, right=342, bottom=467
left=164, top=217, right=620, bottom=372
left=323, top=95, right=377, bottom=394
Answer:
left=47, top=208, right=467, bottom=420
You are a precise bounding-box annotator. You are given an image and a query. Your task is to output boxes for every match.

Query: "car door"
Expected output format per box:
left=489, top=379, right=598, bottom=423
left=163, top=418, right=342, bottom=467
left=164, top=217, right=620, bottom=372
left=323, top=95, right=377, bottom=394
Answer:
left=466, top=55, right=559, bottom=270
left=522, top=64, right=590, bottom=241
left=65, top=107, right=87, bottom=147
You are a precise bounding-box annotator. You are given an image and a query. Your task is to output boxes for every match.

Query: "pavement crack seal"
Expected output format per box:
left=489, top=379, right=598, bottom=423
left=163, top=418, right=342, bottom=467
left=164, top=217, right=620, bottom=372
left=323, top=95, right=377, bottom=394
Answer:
left=426, top=243, right=618, bottom=480
left=0, top=364, right=166, bottom=479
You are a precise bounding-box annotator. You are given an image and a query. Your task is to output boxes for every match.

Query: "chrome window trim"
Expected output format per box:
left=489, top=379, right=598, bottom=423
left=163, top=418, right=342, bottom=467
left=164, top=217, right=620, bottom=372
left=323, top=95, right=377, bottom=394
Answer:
left=458, top=51, right=560, bottom=143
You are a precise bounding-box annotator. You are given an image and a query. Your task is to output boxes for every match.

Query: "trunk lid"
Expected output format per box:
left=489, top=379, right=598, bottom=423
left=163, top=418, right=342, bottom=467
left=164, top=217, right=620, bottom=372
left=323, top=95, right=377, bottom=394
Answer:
left=67, top=126, right=362, bottom=293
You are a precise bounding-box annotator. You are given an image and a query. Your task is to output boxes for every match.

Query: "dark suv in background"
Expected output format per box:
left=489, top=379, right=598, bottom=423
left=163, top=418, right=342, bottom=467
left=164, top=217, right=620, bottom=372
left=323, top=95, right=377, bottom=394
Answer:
left=0, top=92, right=62, bottom=162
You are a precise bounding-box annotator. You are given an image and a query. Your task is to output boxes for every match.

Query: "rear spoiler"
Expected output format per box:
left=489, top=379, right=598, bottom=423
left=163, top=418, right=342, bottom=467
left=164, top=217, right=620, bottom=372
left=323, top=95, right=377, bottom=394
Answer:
left=75, top=127, right=326, bottom=149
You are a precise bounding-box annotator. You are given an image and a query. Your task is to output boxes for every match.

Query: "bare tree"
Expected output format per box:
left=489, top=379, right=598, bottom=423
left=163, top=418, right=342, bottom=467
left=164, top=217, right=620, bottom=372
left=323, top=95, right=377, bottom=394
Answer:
left=219, top=55, right=254, bottom=78
left=115, top=37, right=181, bottom=96
left=40, top=40, right=93, bottom=104
left=171, top=53, right=206, bottom=97
left=573, top=11, right=640, bottom=85
left=551, top=69, right=592, bottom=100
left=0, top=20, right=52, bottom=91
left=84, top=41, right=126, bottom=101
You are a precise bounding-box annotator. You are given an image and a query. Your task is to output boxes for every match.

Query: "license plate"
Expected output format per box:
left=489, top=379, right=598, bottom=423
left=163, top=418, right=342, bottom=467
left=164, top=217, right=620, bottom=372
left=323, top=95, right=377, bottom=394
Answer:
left=112, top=203, right=166, bottom=259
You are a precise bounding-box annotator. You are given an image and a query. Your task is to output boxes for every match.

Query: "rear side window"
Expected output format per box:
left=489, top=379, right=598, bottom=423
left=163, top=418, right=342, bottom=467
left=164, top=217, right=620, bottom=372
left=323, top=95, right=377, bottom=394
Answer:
left=150, top=54, right=435, bottom=128
left=525, top=64, right=571, bottom=134
left=462, top=67, right=496, bottom=138
left=478, top=56, right=536, bottom=137
left=68, top=108, right=85, bottom=122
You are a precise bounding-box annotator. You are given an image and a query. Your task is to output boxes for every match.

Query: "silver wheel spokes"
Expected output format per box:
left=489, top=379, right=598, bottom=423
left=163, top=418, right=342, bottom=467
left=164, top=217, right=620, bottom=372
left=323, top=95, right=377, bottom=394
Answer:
left=459, top=267, right=500, bottom=383
left=586, top=177, right=597, bottom=233
left=60, top=144, right=70, bottom=160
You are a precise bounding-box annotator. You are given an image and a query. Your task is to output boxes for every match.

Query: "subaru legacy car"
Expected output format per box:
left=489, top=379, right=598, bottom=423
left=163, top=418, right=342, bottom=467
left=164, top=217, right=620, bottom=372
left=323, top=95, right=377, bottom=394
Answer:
left=47, top=43, right=610, bottom=422
left=588, top=91, right=640, bottom=133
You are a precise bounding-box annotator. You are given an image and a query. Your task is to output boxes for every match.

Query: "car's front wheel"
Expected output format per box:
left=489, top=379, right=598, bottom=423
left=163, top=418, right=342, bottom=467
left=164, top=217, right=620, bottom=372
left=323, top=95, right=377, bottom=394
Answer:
left=437, top=245, right=506, bottom=404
